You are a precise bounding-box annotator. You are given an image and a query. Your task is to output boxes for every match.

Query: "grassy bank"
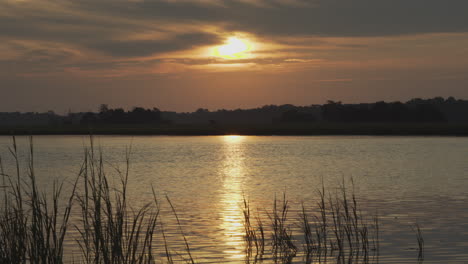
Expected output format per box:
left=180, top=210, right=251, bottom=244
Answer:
left=1, top=122, right=468, bottom=136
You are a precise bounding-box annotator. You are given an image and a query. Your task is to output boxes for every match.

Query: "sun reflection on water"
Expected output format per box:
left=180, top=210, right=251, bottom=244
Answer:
left=219, top=135, right=247, bottom=260
left=224, top=135, right=243, bottom=141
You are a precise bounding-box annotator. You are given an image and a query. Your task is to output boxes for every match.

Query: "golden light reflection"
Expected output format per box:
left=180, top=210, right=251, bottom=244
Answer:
left=219, top=135, right=247, bottom=260
left=224, top=135, right=243, bottom=141
left=212, top=37, right=253, bottom=59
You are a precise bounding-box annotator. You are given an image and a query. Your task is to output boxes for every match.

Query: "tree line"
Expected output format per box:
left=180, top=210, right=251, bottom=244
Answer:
left=1, top=97, right=468, bottom=127
left=80, top=105, right=162, bottom=125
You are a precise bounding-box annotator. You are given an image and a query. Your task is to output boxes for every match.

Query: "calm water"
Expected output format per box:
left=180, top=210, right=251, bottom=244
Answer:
left=1, top=135, right=468, bottom=263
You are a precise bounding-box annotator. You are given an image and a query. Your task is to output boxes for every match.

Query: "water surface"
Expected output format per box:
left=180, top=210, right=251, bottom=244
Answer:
left=0, top=135, right=467, bottom=263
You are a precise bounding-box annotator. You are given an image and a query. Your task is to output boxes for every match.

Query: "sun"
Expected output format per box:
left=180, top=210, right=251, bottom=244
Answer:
left=213, top=37, right=252, bottom=59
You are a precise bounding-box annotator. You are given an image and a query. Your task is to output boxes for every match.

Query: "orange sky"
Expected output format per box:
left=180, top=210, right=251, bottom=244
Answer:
left=1, top=0, right=468, bottom=112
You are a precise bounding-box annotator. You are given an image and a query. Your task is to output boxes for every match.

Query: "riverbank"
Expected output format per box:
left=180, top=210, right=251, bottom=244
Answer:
left=1, top=123, right=468, bottom=136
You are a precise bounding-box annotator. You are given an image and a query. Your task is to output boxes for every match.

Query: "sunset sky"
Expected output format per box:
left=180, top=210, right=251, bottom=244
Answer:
left=1, top=0, right=468, bottom=113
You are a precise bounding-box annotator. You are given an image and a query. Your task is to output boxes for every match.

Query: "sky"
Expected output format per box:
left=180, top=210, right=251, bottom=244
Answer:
left=1, top=0, right=468, bottom=113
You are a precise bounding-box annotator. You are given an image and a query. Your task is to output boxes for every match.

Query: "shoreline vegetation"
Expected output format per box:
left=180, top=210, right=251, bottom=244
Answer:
left=0, top=137, right=428, bottom=263
left=2, top=97, right=468, bottom=136
left=1, top=123, right=468, bottom=136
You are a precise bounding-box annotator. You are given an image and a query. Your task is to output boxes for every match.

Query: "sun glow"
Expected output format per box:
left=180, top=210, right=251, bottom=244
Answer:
left=213, top=37, right=252, bottom=59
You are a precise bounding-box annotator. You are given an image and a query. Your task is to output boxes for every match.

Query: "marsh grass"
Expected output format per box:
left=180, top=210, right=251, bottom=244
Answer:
left=0, top=136, right=194, bottom=264
left=0, top=137, right=78, bottom=264
left=242, top=180, right=382, bottom=264
left=74, top=138, right=161, bottom=264
left=269, top=194, right=298, bottom=262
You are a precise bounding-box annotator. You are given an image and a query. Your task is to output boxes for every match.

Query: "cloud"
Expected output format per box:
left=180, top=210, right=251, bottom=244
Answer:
left=158, top=57, right=323, bottom=66
left=3, top=0, right=468, bottom=43
left=88, top=33, right=223, bottom=57
left=1, top=0, right=468, bottom=76
left=66, top=0, right=468, bottom=37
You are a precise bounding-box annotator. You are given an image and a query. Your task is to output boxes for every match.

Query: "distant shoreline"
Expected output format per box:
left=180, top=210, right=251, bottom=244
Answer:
left=1, top=123, right=468, bottom=136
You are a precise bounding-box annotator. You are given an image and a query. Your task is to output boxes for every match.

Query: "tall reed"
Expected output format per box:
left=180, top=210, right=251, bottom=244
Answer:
left=74, top=138, right=160, bottom=264
left=413, top=223, right=424, bottom=261
left=242, top=198, right=265, bottom=260
left=0, top=136, right=190, bottom=264
left=242, top=181, right=381, bottom=264
left=0, top=136, right=78, bottom=264
left=269, top=194, right=297, bottom=262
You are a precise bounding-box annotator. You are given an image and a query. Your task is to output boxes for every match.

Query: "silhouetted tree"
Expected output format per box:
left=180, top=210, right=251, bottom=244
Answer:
left=280, top=109, right=316, bottom=123
left=79, top=105, right=162, bottom=125
left=99, top=104, right=109, bottom=113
